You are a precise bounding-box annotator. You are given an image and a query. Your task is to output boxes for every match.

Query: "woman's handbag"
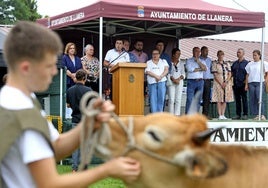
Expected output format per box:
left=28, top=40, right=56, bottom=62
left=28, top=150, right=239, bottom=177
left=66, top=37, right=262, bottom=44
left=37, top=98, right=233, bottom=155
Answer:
left=166, top=74, right=173, bottom=87
left=265, top=82, right=268, bottom=93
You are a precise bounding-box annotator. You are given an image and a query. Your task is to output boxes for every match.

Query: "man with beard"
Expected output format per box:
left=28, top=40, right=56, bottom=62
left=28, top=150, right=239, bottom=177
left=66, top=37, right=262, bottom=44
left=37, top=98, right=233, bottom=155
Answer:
left=130, top=39, right=148, bottom=63
left=130, top=39, right=149, bottom=105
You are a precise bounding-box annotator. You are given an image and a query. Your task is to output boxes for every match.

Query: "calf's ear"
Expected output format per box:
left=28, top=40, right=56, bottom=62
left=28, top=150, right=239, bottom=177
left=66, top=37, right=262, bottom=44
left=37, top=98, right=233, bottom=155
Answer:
left=192, top=127, right=224, bottom=146
left=185, top=150, right=228, bottom=179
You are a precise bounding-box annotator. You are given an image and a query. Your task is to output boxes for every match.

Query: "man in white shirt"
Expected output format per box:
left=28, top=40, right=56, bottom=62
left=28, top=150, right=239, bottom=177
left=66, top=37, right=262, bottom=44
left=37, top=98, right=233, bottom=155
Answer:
left=103, top=39, right=130, bottom=100
left=103, top=39, right=130, bottom=68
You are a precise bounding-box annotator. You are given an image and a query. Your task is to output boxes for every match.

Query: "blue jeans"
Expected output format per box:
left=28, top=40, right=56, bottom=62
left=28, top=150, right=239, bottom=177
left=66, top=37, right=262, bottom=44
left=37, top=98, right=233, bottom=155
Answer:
left=72, top=123, right=80, bottom=171
left=185, top=79, right=204, bottom=114
left=148, top=81, right=166, bottom=113
left=248, top=82, right=265, bottom=116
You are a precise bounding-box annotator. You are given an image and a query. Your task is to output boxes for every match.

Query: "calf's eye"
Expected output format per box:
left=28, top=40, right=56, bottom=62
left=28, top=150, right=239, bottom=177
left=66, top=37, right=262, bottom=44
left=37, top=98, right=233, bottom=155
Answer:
left=147, top=130, right=161, bottom=142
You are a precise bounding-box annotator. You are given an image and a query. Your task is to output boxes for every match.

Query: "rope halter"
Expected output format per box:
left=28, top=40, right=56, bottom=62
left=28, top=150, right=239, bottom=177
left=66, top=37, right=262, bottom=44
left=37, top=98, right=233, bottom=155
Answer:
left=79, top=91, right=191, bottom=171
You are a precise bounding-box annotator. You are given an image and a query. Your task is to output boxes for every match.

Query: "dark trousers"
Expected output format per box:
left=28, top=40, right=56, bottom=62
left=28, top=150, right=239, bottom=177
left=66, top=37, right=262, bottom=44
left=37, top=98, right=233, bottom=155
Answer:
left=233, top=85, right=248, bottom=116
left=248, top=82, right=265, bottom=116
left=102, top=68, right=112, bottom=100
left=71, top=123, right=80, bottom=171
left=85, top=79, right=99, bottom=92
left=202, top=79, right=212, bottom=116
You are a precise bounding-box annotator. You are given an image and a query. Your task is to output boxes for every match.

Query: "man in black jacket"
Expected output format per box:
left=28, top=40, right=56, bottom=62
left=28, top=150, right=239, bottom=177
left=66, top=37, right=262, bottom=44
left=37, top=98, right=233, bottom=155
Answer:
left=66, top=69, right=92, bottom=172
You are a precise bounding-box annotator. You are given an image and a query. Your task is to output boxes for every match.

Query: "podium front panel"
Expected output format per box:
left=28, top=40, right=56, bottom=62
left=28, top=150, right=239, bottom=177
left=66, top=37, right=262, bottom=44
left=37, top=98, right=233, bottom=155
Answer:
left=111, top=63, right=146, bottom=116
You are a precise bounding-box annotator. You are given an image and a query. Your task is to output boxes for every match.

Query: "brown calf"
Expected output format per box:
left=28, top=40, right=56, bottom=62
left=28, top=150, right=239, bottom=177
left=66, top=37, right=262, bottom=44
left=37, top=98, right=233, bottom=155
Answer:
left=94, top=113, right=268, bottom=188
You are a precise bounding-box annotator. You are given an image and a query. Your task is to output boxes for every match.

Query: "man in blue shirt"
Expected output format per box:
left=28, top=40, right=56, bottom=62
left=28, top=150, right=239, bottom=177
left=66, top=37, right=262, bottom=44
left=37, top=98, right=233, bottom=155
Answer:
left=185, top=47, right=207, bottom=114
left=155, top=40, right=172, bottom=73
left=123, top=39, right=138, bottom=63
left=200, top=46, right=213, bottom=119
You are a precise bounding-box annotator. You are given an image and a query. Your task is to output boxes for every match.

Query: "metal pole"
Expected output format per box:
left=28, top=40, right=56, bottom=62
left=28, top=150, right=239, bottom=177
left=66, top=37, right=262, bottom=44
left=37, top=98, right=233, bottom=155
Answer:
left=99, top=17, right=103, bottom=97
left=258, top=27, right=265, bottom=120
left=82, top=37, right=85, bottom=57
left=59, top=67, right=63, bottom=165
left=60, top=68, right=63, bottom=120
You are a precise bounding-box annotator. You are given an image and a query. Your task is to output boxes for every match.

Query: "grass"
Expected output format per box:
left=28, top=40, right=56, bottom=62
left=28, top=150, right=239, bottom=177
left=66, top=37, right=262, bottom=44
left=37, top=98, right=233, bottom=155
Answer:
left=57, top=165, right=126, bottom=188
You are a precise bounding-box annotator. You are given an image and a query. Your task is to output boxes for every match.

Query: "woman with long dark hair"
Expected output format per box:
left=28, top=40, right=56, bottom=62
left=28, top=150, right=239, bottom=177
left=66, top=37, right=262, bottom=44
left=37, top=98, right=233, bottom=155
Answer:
left=167, top=48, right=185, bottom=116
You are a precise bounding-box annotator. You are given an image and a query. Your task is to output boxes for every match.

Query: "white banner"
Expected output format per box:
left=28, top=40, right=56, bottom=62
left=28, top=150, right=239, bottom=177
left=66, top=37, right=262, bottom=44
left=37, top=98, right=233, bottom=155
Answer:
left=208, top=122, right=268, bottom=147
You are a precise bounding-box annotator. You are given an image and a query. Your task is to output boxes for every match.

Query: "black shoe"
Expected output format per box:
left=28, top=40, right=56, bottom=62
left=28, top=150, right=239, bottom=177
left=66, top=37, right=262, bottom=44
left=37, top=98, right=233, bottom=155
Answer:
left=207, top=116, right=213, bottom=120
left=232, top=116, right=241, bottom=120
left=241, top=115, right=248, bottom=120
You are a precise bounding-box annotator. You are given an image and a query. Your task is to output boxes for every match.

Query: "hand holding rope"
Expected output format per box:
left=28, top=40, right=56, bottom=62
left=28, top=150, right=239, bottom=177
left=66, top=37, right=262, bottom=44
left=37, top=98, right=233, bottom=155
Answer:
left=78, top=91, right=104, bottom=171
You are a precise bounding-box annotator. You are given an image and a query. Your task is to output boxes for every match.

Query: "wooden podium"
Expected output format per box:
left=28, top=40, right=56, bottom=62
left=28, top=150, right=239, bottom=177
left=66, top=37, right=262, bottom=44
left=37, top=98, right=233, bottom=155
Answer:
left=110, top=63, right=147, bottom=116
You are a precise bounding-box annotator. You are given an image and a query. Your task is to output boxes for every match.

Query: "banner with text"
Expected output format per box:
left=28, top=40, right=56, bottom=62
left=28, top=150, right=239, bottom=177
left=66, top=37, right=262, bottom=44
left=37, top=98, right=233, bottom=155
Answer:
left=208, top=122, right=268, bottom=147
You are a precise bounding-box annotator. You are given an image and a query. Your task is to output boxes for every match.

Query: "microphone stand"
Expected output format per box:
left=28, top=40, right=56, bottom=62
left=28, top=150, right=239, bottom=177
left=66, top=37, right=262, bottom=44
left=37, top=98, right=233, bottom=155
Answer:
left=108, top=48, right=127, bottom=67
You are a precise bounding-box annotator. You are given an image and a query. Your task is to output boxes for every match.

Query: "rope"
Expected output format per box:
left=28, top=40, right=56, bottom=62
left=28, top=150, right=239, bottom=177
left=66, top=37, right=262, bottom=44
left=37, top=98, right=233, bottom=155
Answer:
left=78, top=91, right=101, bottom=171
left=117, top=116, right=183, bottom=166
left=78, top=91, right=183, bottom=171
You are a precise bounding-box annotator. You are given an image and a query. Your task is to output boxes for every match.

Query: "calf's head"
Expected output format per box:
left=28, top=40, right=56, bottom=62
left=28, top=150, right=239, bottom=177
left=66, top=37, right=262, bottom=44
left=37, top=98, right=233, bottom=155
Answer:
left=94, top=113, right=227, bottom=184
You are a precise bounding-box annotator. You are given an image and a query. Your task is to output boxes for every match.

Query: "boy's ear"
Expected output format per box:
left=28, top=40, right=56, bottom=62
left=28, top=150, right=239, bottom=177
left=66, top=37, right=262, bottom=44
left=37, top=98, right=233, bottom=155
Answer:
left=20, top=61, right=30, bottom=74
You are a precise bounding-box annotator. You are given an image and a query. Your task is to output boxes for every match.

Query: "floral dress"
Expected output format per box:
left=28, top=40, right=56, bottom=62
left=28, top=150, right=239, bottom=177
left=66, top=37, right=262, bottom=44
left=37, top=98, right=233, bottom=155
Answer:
left=81, top=56, right=99, bottom=80
left=211, top=61, right=234, bottom=102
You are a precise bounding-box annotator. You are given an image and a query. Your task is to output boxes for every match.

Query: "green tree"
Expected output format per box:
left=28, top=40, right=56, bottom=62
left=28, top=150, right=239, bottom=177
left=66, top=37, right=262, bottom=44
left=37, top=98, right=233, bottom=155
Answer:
left=0, top=0, right=15, bottom=24
left=0, top=0, right=41, bottom=25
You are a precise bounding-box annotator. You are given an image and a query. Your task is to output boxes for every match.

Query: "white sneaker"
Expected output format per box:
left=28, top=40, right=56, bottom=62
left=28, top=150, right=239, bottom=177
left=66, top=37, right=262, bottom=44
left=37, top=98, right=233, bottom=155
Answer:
left=222, top=115, right=228, bottom=120
left=218, top=116, right=224, bottom=120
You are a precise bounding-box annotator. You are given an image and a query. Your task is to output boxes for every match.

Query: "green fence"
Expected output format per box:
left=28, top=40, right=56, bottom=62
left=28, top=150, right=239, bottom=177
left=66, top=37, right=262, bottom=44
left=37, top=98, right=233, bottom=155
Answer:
left=208, top=90, right=268, bottom=119
left=36, top=67, right=66, bottom=118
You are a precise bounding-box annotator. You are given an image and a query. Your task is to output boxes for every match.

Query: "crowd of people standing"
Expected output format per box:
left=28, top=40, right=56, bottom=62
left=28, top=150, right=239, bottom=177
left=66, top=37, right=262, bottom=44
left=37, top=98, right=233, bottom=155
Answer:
left=61, top=39, right=267, bottom=121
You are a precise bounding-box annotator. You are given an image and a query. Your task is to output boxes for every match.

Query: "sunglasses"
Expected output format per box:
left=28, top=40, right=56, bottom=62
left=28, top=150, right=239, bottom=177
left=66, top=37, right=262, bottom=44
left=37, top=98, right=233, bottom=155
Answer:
left=174, top=65, right=178, bottom=72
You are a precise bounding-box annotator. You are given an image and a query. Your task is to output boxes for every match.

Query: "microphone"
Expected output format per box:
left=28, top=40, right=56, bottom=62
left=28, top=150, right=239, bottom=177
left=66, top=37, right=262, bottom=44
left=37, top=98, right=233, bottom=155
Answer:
left=121, top=47, right=125, bottom=52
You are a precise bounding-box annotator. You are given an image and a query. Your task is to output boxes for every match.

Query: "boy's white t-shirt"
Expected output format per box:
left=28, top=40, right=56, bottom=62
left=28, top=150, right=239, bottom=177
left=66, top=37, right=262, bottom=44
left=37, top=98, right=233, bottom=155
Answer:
left=0, top=86, right=60, bottom=188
